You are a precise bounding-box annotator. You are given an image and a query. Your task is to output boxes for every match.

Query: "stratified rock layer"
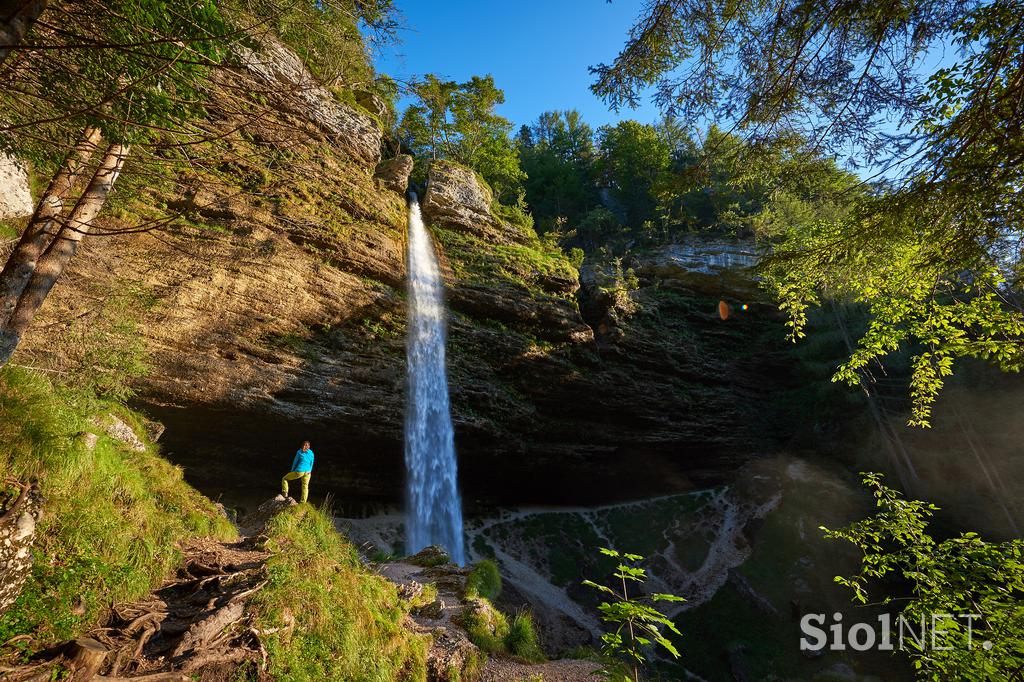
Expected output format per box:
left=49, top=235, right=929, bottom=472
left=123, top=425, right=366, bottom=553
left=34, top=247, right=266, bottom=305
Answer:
left=236, top=36, right=383, bottom=167
left=17, top=38, right=793, bottom=508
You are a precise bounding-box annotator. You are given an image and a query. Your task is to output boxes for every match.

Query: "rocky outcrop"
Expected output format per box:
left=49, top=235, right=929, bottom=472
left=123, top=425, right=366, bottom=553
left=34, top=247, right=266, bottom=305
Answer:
left=635, top=238, right=764, bottom=298
left=90, top=414, right=147, bottom=453
left=0, top=153, right=32, bottom=220
left=374, top=154, right=414, bottom=195
left=422, top=160, right=528, bottom=243
left=239, top=495, right=297, bottom=535
left=235, top=36, right=383, bottom=167
left=380, top=548, right=602, bottom=681
left=0, top=481, right=43, bottom=614
left=355, top=90, right=389, bottom=122
left=381, top=551, right=483, bottom=682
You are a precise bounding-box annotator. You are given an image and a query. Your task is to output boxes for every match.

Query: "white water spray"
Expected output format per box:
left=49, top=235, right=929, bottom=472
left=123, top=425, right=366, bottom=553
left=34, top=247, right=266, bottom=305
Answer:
left=404, top=194, right=465, bottom=565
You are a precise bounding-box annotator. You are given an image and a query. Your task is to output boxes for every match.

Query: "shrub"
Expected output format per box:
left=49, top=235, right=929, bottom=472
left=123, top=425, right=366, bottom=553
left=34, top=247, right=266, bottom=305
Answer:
left=568, top=247, right=585, bottom=269
left=461, top=599, right=545, bottom=663
left=824, top=474, right=1024, bottom=681
left=583, top=547, right=685, bottom=681
left=506, top=612, right=545, bottom=662
left=493, top=199, right=534, bottom=232
left=465, top=559, right=502, bottom=600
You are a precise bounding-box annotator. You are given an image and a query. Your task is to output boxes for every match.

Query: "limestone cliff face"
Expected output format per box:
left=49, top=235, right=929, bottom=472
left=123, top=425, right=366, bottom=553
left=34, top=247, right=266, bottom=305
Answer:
left=16, top=39, right=793, bottom=507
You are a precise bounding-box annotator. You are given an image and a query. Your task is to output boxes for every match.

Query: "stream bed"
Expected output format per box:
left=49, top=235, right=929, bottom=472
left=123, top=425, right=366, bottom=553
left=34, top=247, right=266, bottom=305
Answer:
left=338, top=455, right=912, bottom=681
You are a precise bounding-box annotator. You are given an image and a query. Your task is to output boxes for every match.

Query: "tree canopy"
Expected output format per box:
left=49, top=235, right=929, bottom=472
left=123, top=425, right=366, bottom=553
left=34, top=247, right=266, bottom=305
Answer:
left=399, top=74, right=525, bottom=202
left=514, top=110, right=858, bottom=254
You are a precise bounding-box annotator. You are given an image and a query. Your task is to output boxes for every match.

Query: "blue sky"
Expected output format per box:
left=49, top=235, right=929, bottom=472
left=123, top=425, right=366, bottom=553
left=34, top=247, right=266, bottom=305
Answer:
left=373, top=0, right=661, bottom=130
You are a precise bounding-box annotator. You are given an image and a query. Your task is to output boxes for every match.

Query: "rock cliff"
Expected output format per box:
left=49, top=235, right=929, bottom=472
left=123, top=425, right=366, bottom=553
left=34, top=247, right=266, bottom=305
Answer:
left=13, top=38, right=793, bottom=509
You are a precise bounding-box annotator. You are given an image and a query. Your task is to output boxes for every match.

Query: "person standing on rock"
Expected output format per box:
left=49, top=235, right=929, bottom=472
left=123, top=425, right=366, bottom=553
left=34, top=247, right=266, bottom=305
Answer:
left=281, top=441, right=314, bottom=503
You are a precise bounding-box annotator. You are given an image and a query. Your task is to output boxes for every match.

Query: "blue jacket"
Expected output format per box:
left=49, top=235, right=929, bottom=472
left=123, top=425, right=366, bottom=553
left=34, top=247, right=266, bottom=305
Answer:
left=291, top=448, right=314, bottom=473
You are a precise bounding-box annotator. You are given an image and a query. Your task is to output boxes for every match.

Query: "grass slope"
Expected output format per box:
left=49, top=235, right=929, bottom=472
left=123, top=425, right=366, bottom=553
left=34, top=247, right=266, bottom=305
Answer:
left=250, top=503, right=428, bottom=681
left=0, top=366, right=236, bottom=653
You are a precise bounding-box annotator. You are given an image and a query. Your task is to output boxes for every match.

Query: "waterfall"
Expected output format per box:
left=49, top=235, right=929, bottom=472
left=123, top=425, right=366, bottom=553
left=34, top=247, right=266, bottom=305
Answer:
left=404, top=193, right=465, bottom=565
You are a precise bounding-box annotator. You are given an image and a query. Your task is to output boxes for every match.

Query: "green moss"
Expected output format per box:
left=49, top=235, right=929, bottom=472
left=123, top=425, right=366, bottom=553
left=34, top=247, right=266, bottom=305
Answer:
left=445, top=647, right=486, bottom=682
left=358, top=311, right=406, bottom=341
left=252, top=504, right=428, bottom=681
left=461, top=599, right=508, bottom=655
left=433, top=226, right=577, bottom=300
left=0, top=367, right=236, bottom=651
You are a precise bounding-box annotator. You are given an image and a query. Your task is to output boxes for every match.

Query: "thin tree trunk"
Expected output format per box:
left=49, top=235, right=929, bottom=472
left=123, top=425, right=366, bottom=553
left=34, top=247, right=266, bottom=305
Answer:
left=0, top=127, right=102, bottom=328
left=0, top=0, right=47, bottom=66
left=0, top=143, right=129, bottom=366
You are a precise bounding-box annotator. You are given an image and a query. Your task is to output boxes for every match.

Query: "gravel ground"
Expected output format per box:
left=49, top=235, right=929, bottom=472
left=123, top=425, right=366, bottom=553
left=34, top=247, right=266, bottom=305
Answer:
left=481, top=657, right=602, bottom=681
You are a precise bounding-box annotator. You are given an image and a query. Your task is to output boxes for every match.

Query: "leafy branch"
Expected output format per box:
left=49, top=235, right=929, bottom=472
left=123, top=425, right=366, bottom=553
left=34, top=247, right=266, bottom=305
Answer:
left=583, top=547, right=685, bottom=681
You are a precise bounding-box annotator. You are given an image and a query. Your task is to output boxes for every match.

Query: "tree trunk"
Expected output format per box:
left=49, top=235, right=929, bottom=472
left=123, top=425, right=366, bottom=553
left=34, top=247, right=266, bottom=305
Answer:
left=0, top=0, right=47, bottom=66
left=0, top=126, right=102, bottom=328
left=66, top=637, right=108, bottom=681
left=0, top=143, right=129, bottom=366
left=0, top=479, right=43, bottom=615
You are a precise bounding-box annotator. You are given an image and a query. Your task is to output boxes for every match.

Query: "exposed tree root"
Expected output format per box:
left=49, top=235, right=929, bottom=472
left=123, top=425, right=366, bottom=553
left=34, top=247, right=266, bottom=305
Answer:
left=0, top=478, right=29, bottom=525
left=0, top=536, right=272, bottom=681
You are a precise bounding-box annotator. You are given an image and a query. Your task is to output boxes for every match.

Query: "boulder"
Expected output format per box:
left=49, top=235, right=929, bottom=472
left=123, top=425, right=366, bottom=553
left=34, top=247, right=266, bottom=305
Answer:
left=235, top=37, right=383, bottom=167
left=413, top=597, right=445, bottom=620
left=142, top=417, right=166, bottom=443
left=424, top=626, right=483, bottom=682
left=76, top=431, right=99, bottom=451
left=407, top=545, right=452, bottom=567
left=91, top=414, right=146, bottom=453
left=355, top=90, right=389, bottom=122
left=422, top=160, right=528, bottom=243
left=374, top=155, right=413, bottom=195
left=238, top=495, right=297, bottom=535
left=0, top=153, right=32, bottom=220
left=0, top=481, right=44, bottom=614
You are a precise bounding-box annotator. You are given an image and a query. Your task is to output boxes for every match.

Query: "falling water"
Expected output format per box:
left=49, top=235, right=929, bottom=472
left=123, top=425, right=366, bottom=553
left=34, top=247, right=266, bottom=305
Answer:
left=404, top=193, right=465, bottom=565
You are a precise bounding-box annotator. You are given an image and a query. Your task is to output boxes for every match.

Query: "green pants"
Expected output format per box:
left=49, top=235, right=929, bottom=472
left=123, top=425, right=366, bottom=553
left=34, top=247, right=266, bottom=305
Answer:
left=281, top=471, right=311, bottom=503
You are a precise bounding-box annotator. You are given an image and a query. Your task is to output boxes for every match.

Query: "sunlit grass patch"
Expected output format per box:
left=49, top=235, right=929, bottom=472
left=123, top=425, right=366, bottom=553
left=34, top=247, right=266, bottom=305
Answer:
left=251, top=503, right=428, bottom=681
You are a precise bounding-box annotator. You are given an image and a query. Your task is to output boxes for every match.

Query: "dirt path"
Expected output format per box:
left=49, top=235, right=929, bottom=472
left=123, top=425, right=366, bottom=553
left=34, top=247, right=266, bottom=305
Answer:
left=1, top=501, right=287, bottom=682
left=83, top=535, right=271, bottom=680
left=4, top=501, right=601, bottom=682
